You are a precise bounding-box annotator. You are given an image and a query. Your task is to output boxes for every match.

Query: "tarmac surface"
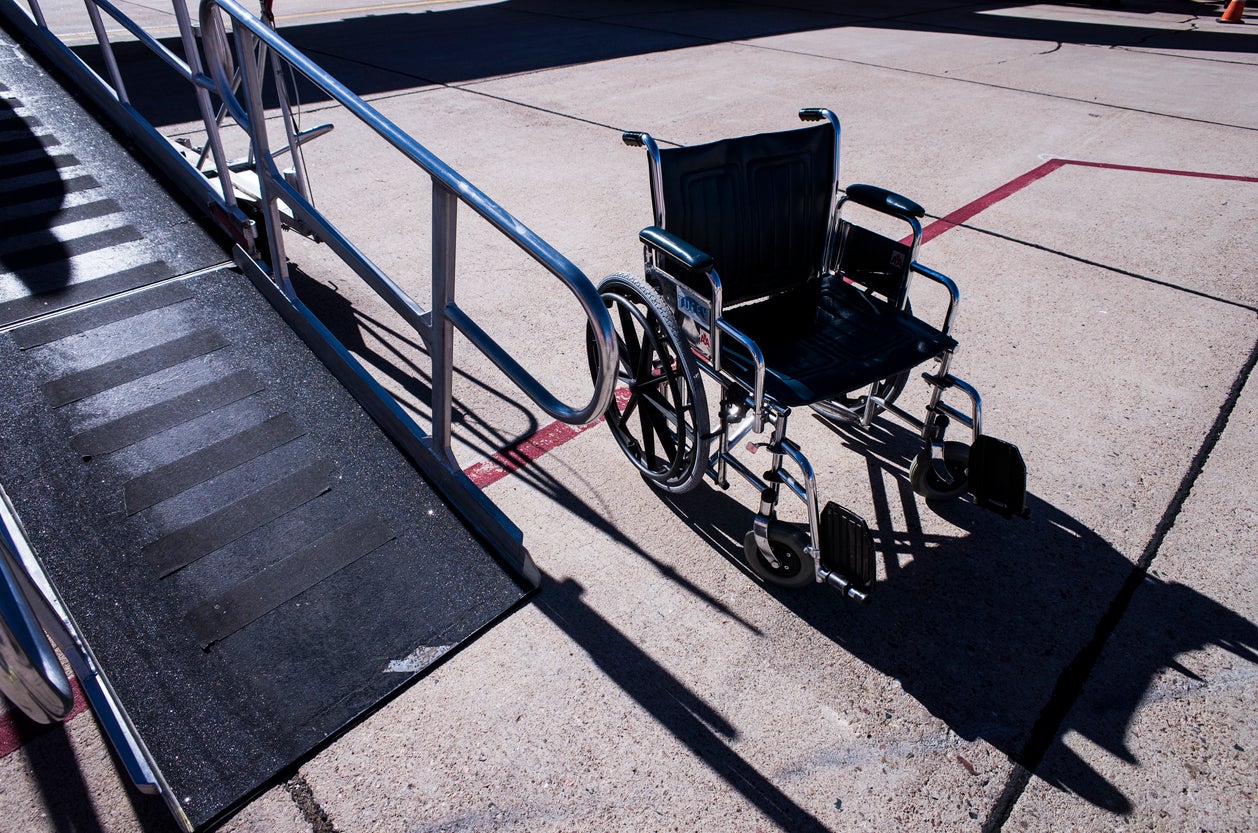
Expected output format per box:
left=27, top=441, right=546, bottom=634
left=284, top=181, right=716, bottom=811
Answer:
left=1, top=1, right=1257, bottom=831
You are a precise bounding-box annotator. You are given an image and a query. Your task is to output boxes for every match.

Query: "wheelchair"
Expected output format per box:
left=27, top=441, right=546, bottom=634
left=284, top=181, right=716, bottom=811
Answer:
left=595, top=108, right=1027, bottom=602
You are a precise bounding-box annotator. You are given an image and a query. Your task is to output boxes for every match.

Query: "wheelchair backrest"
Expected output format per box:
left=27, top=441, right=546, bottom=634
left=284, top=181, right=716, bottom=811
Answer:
left=655, top=123, right=836, bottom=306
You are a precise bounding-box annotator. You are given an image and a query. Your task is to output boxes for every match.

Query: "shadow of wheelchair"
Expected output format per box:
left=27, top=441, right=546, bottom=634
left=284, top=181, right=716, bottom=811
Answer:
left=653, top=416, right=1258, bottom=816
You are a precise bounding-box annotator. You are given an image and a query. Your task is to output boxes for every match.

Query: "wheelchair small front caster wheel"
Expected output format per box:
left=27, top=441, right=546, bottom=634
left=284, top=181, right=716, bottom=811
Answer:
left=743, top=522, right=815, bottom=589
left=909, top=441, right=970, bottom=500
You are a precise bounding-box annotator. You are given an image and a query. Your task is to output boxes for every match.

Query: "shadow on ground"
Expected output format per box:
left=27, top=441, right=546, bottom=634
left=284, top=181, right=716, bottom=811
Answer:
left=0, top=93, right=71, bottom=297
left=287, top=250, right=1258, bottom=820
left=66, top=0, right=1254, bottom=128
left=653, top=417, right=1258, bottom=815
left=2, top=711, right=178, bottom=833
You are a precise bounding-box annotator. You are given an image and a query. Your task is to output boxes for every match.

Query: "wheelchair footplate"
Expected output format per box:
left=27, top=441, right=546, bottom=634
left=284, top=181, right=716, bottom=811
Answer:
left=969, top=435, right=1030, bottom=519
left=819, top=502, right=875, bottom=601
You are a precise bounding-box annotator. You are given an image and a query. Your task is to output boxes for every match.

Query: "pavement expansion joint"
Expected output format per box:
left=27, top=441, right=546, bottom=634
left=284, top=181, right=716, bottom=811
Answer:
left=284, top=774, right=341, bottom=833
left=982, top=331, right=1258, bottom=833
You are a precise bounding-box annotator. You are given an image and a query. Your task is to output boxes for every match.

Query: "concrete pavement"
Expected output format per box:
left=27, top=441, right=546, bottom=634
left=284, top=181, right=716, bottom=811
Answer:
left=1, top=1, right=1256, bottom=831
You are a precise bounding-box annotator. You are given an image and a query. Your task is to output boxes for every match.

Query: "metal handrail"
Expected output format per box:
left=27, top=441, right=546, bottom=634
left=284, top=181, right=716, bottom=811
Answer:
left=5, top=0, right=615, bottom=460
left=197, top=0, right=616, bottom=453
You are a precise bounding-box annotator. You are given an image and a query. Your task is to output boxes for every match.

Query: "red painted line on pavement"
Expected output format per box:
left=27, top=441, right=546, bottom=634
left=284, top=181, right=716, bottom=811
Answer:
left=463, top=389, right=633, bottom=489
left=464, top=417, right=605, bottom=489
left=919, top=158, right=1067, bottom=244
left=1055, top=159, right=1258, bottom=183
left=0, top=675, right=87, bottom=759
left=918, top=158, right=1258, bottom=244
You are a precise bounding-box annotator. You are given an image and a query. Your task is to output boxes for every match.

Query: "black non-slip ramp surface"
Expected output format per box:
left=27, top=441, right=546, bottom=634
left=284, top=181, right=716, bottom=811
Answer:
left=0, top=31, right=227, bottom=329
left=0, top=267, right=529, bottom=830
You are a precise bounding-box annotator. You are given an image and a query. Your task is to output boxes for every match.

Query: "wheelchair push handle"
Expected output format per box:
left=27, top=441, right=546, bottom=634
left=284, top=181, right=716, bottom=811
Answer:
left=798, top=108, right=828, bottom=122
left=623, top=132, right=648, bottom=147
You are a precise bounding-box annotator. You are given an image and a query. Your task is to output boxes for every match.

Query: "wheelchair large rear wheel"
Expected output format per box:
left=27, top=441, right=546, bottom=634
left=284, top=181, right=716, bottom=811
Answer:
left=593, top=273, right=710, bottom=494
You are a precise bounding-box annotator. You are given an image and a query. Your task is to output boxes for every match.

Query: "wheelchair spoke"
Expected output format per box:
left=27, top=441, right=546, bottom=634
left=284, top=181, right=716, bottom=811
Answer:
left=641, top=392, right=679, bottom=463
left=592, top=273, right=711, bottom=494
left=617, top=303, right=643, bottom=366
left=637, top=402, right=658, bottom=466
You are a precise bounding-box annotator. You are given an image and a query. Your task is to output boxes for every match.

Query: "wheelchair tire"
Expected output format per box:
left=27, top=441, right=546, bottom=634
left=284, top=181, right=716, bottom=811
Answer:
left=909, top=441, right=970, bottom=500
left=743, top=523, right=816, bottom=589
left=593, top=272, right=710, bottom=494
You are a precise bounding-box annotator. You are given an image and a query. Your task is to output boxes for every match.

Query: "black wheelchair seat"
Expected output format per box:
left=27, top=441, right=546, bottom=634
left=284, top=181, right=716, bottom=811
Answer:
left=722, top=274, right=956, bottom=407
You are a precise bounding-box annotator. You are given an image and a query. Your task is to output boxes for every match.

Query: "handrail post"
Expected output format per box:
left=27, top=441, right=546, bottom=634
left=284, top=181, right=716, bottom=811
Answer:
left=232, top=22, right=292, bottom=294
left=430, top=180, right=459, bottom=469
left=82, top=0, right=129, bottom=102
left=25, top=0, right=48, bottom=29
left=170, top=0, right=242, bottom=218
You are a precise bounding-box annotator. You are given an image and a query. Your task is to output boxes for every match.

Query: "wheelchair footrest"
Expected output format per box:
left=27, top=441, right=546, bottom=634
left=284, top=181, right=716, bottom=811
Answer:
left=819, top=501, right=876, bottom=599
left=969, top=435, right=1029, bottom=519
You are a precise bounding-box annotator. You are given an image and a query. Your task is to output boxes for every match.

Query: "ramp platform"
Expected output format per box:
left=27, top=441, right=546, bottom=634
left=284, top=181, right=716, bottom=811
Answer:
left=1, top=42, right=529, bottom=832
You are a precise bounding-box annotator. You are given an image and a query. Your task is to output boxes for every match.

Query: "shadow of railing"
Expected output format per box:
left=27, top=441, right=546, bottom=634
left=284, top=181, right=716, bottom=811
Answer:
left=1, top=711, right=178, bottom=833
left=531, top=571, right=833, bottom=833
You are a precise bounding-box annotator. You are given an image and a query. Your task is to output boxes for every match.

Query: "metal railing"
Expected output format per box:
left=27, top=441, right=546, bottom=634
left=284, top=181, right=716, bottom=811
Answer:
left=197, top=0, right=616, bottom=464
left=3, top=0, right=617, bottom=471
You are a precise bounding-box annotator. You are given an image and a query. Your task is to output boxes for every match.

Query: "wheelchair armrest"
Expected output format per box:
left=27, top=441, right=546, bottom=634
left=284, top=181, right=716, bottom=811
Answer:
left=845, top=184, right=925, bottom=219
left=640, top=226, right=715, bottom=274
left=911, top=262, right=961, bottom=335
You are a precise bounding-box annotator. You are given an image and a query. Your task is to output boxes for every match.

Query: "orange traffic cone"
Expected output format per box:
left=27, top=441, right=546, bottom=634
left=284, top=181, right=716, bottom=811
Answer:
left=1219, top=0, right=1245, bottom=22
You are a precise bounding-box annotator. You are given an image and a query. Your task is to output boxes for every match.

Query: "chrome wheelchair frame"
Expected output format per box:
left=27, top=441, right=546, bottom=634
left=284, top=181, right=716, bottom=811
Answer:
left=596, top=108, right=1027, bottom=602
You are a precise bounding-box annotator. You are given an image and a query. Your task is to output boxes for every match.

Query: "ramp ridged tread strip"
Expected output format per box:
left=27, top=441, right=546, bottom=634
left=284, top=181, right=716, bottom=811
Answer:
left=123, top=413, right=305, bottom=514
left=0, top=151, right=76, bottom=179
left=11, top=281, right=193, bottom=349
left=0, top=173, right=99, bottom=200
left=0, top=132, right=59, bottom=155
left=42, top=328, right=230, bottom=407
left=0, top=260, right=173, bottom=327
left=142, top=458, right=335, bottom=578
left=186, top=513, right=396, bottom=648
left=1, top=225, right=143, bottom=270
left=4, top=198, right=120, bottom=238
left=2, top=192, right=102, bottom=225
left=69, top=369, right=264, bottom=457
